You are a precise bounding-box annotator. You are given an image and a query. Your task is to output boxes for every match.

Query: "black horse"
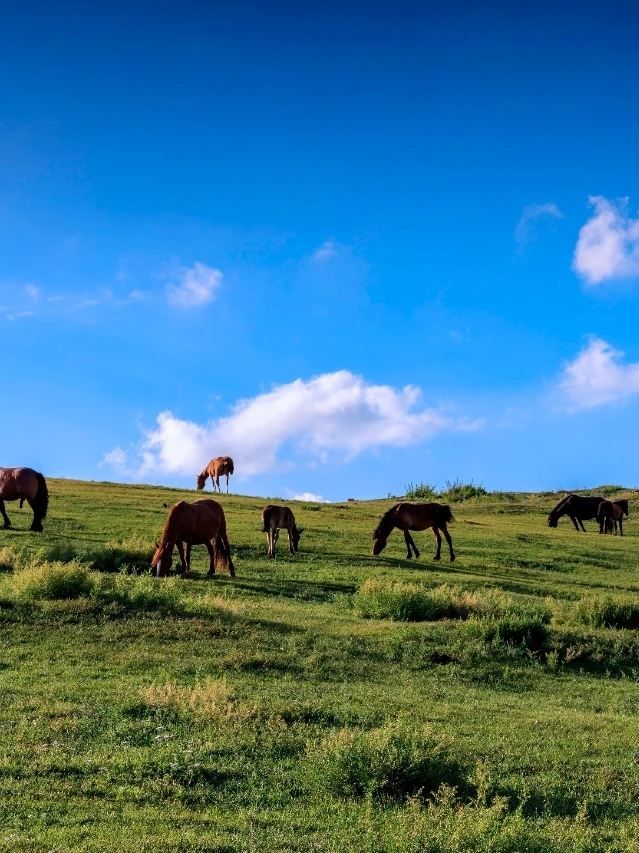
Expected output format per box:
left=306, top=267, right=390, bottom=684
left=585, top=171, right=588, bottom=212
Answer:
left=547, top=494, right=604, bottom=532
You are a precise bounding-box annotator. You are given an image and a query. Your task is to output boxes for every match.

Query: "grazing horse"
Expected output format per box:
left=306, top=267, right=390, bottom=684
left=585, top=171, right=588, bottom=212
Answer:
left=196, top=456, right=234, bottom=493
left=372, top=502, right=455, bottom=561
left=547, top=494, right=604, bottom=532
left=598, top=499, right=629, bottom=536
left=0, top=467, right=49, bottom=532
left=151, top=499, right=235, bottom=577
left=261, top=505, right=302, bottom=558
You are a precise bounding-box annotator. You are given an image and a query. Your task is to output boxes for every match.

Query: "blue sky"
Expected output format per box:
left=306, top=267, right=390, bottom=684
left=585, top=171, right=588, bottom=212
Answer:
left=2, top=1, right=639, bottom=499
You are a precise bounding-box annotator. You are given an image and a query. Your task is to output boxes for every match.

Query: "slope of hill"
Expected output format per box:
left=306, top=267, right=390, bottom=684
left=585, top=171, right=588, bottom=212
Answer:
left=1, top=479, right=638, bottom=851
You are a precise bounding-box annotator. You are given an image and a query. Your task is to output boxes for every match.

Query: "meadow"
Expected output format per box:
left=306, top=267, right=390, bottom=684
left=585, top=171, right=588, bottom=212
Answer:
left=1, top=479, right=639, bottom=851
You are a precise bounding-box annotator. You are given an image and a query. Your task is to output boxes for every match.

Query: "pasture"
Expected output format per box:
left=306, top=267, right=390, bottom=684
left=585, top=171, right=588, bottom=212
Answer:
left=1, top=479, right=639, bottom=851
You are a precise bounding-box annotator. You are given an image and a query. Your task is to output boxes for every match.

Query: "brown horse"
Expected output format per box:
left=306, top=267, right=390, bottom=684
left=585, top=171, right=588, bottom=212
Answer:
left=0, top=467, right=49, bottom=532
left=151, top=499, right=235, bottom=577
left=372, top=502, right=455, bottom=561
left=261, top=505, right=302, bottom=558
left=196, top=456, right=234, bottom=493
left=598, top=499, right=629, bottom=536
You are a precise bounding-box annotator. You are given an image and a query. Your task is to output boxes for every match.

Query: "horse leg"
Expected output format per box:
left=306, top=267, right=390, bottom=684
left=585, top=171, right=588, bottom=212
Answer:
left=403, top=530, right=413, bottom=559
left=226, top=473, right=229, bottom=493
left=432, top=527, right=442, bottom=560
left=27, top=497, right=43, bottom=532
left=569, top=515, right=580, bottom=532
left=408, top=532, right=420, bottom=558
left=619, top=517, right=624, bottom=537
left=579, top=518, right=586, bottom=532
left=442, top=524, right=455, bottom=561
left=288, top=526, right=295, bottom=555
left=206, top=540, right=216, bottom=574
left=177, top=541, right=189, bottom=576
left=0, top=500, right=10, bottom=529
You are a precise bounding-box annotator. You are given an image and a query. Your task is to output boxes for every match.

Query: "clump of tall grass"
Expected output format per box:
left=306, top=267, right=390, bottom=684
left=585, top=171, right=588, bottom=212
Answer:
left=355, top=580, right=517, bottom=623
left=4, top=559, right=182, bottom=614
left=142, top=678, right=255, bottom=721
left=0, top=546, right=22, bottom=573
left=12, top=560, right=94, bottom=601
left=40, top=538, right=153, bottom=573
left=576, top=596, right=639, bottom=630
left=306, top=724, right=471, bottom=801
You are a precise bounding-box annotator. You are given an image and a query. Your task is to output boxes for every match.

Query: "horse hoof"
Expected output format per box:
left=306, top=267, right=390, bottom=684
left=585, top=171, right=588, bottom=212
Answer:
left=433, top=556, right=441, bottom=561
left=450, top=555, right=456, bottom=562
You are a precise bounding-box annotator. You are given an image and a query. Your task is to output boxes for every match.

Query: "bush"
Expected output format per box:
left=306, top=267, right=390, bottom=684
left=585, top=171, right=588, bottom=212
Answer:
left=440, top=479, right=488, bottom=502
left=307, top=725, right=471, bottom=801
left=577, top=596, right=639, bottom=630
left=13, top=561, right=94, bottom=601
left=404, top=482, right=439, bottom=500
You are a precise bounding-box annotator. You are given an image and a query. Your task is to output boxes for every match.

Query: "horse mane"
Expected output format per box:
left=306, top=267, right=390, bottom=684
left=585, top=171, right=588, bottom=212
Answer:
left=374, top=504, right=398, bottom=537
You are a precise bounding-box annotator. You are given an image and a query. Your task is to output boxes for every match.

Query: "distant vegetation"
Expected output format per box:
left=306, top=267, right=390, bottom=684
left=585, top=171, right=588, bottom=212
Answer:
left=405, top=478, right=488, bottom=501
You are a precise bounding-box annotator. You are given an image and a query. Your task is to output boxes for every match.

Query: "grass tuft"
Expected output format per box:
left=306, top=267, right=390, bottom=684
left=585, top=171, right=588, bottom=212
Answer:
left=306, top=724, right=471, bottom=801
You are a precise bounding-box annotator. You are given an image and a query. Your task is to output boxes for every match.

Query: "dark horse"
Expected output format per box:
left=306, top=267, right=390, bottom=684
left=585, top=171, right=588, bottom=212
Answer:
left=0, top=467, right=49, bottom=532
left=547, top=494, right=605, bottom=532
left=598, top=499, right=629, bottom=536
left=151, top=499, right=235, bottom=577
left=261, top=504, right=302, bottom=558
left=372, top=502, right=455, bottom=561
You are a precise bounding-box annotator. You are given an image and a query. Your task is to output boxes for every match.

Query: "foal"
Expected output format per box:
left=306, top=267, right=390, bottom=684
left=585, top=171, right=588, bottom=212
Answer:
left=262, top=505, right=301, bottom=558
left=372, top=502, right=455, bottom=561
left=597, top=499, right=629, bottom=536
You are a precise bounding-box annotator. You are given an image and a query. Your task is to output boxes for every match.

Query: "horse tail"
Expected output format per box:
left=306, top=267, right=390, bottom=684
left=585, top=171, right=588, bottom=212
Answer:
left=440, top=504, right=454, bottom=524
left=33, top=473, right=49, bottom=523
left=228, top=458, right=234, bottom=475
left=215, top=530, right=235, bottom=577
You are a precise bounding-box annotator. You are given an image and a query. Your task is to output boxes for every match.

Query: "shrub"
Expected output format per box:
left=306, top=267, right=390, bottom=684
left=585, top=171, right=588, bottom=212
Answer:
left=440, top=478, right=488, bottom=502
left=13, top=561, right=94, bottom=601
left=577, top=596, right=639, bottom=630
left=307, top=725, right=471, bottom=801
left=404, top=482, right=439, bottom=500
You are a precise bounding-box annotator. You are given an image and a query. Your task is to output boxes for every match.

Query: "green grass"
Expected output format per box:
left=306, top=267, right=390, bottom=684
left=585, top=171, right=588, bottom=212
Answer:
left=0, top=479, right=638, bottom=850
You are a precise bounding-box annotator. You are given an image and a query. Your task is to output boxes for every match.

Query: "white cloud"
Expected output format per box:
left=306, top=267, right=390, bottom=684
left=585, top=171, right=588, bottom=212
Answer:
left=101, top=447, right=130, bottom=471
left=24, top=284, right=41, bottom=302
left=311, top=240, right=339, bottom=263
left=573, top=196, right=639, bottom=285
left=515, top=202, right=563, bottom=247
left=105, top=370, right=479, bottom=480
left=557, top=337, right=639, bottom=410
left=292, top=492, right=325, bottom=502
left=166, top=262, right=223, bottom=308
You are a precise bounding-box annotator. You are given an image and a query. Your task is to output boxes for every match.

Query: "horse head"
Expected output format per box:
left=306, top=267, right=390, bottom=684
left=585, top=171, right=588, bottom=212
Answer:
left=547, top=512, right=559, bottom=528
left=372, top=527, right=388, bottom=555
left=151, top=541, right=173, bottom=577
left=292, top=526, right=302, bottom=551
left=196, top=472, right=207, bottom=490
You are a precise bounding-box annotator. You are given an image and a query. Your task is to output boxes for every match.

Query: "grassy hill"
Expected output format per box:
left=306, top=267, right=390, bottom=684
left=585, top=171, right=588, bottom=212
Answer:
left=1, top=479, right=639, bottom=851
